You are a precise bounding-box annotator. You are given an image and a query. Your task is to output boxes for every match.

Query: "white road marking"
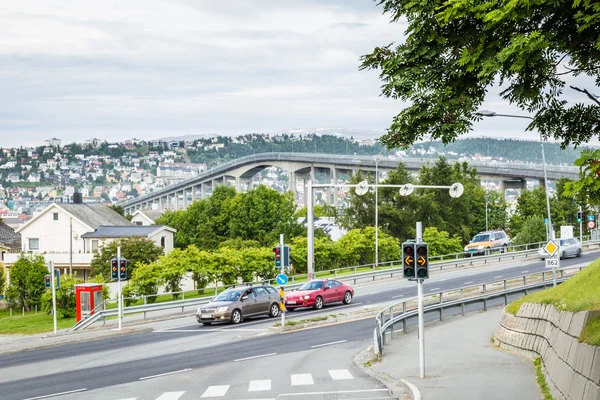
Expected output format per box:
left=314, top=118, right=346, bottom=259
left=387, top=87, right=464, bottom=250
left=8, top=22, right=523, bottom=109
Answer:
left=279, top=388, right=390, bottom=397
left=156, top=392, right=186, bottom=400
left=463, top=281, right=473, bottom=284
left=201, top=385, right=230, bottom=398
left=328, top=369, right=354, bottom=380
left=429, top=288, right=440, bottom=292
left=494, top=275, right=503, bottom=279
left=392, top=294, right=404, bottom=298
left=291, top=373, right=314, bottom=386
left=139, top=369, right=191, bottom=380
left=522, top=270, right=529, bottom=273
left=311, top=340, right=347, bottom=348
left=234, top=353, right=277, bottom=362
left=23, top=389, right=87, bottom=400
left=248, top=379, right=272, bottom=391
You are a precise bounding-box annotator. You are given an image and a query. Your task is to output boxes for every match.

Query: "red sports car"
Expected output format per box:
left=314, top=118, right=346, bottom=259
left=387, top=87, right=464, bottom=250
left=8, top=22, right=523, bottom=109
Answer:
left=284, top=279, right=354, bottom=311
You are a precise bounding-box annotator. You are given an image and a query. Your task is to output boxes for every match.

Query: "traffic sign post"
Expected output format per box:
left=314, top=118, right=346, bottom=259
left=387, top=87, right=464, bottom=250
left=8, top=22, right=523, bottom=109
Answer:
left=117, top=246, right=122, bottom=331
left=279, top=234, right=286, bottom=328
left=279, top=286, right=285, bottom=328
left=543, top=239, right=560, bottom=287
left=47, top=261, right=57, bottom=335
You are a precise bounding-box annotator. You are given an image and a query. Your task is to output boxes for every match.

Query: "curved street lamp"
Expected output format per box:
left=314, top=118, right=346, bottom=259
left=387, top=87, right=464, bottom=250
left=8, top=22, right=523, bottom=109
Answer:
left=476, top=110, right=554, bottom=239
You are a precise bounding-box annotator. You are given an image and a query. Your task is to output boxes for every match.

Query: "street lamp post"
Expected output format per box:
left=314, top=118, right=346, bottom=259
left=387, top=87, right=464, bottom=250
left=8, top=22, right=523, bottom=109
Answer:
left=476, top=110, right=554, bottom=240
left=374, top=154, right=380, bottom=268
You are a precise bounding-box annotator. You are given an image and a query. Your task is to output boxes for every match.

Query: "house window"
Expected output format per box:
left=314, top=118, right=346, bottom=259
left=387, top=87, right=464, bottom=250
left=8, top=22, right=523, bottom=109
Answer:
left=53, top=212, right=59, bottom=221
left=29, top=238, right=40, bottom=250
left=160, top=236, right=166, bottom=248
left=92, top=240, right=99, bottom=251
left=135, top=221, right=143, bottom=226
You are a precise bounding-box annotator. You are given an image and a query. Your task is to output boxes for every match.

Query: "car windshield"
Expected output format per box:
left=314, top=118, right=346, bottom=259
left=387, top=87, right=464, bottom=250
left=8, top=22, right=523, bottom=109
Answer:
left=214, top=290, right=242, bottom=302
left=298, top=281, right=323, bottom=290
left=472, top=234, right=490, bottom=242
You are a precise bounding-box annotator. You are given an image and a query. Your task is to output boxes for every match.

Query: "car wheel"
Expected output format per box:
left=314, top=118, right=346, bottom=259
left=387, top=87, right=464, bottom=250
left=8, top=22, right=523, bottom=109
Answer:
left=269, top=303, right=280, bottom=318
left=502, top=245, right=508, bottom=254
left=286, top=307, right=295, bottom=312
left=202, top=322, right=212, bottom=326
left=577, top=249, right=582, bottom=258
left=343, top=291, right=352, bottom=305
left=231, top=309, right=242, bottom=324
left=485, top=247, right=491, bottom=256
left=313, top=296, right=323, bottom=310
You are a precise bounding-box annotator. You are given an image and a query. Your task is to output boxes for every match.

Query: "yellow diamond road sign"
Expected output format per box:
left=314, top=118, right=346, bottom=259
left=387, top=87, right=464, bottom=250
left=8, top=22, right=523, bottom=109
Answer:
left=543, top=240, right=559, bottom=257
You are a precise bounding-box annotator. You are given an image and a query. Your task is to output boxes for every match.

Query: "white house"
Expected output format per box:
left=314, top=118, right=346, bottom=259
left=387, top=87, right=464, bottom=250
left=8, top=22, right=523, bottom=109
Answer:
left=130, top=210, right=164, bottom=226
left=4, top=202, right=133, bottom=280
left=81, top=225, right=175, bottom=253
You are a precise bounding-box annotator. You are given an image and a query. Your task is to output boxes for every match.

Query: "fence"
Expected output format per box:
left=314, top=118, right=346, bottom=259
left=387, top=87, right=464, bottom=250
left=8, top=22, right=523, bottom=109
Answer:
left=372, top=265, right=585, bottom=357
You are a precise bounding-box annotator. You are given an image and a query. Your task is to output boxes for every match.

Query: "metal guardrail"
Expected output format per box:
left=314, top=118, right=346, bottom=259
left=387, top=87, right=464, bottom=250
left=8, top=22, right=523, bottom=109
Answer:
left=71, top=240, right=600, bottom=331
left=372, top=265, right=585, bottom=357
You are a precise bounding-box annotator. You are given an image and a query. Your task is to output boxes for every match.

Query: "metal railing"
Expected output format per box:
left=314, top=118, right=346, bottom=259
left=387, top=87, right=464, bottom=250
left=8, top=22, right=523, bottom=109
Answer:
left=70, top=240, right=600, bottom=332
left=372, top=265, right=586, bottom=357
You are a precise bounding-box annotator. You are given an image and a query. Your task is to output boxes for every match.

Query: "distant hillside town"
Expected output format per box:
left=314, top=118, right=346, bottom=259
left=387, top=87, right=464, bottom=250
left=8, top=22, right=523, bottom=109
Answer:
left=0, top=133, right=587, bottom=229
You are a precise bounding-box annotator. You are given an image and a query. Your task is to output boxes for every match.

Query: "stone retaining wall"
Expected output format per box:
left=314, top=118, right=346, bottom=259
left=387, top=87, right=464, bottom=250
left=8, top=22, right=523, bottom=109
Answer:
left=494, top=303, right=600, bottom=400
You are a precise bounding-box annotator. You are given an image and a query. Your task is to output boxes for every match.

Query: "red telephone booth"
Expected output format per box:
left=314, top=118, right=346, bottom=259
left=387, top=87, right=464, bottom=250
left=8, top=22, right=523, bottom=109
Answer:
left=75, top=283, right=104, bottom=322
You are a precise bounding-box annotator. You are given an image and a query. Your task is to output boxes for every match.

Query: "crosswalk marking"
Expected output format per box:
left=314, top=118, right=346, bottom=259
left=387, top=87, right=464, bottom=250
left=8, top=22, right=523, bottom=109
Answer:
left=156, top=392, right=185, bottom=400
left=328, top=369, right=354, bottom=380
left=201, top=385, right=230, bottom=398
left=291, top=373, right=314, bottom=386
left=248, top=379, right=272, bottom=391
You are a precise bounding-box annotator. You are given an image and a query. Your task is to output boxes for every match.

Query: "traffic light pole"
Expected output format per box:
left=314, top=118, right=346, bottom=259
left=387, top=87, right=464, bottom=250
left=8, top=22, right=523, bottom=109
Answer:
left=280, top=233, right=285, bottom=328
left=416, top=222, right=425, bottom=379
left=49, top=261, right=57, bottom=335
left=117, top=246, right=122, bottom=331
left=580, top=205, right=583, bottom=243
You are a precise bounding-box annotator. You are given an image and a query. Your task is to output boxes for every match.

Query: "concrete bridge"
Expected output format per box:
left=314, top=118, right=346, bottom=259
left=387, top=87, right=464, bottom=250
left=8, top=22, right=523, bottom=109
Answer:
left=121, top=152, right=579, bottom=214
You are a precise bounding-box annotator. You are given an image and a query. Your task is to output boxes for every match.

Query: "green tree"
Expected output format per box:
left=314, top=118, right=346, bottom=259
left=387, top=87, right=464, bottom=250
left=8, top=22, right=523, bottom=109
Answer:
left=158, top=248, right=192, bottom=299
left=564, top=149, right=600, bottom=206
left=511, top=216, right=547, bottom=246
left=422, top=227, right=463, bottom=257
left=5, top=254, right=47, bottom=310
left=90, top=237, right=164, bottom=281
left=361, top=0, right=600, bottom=149
left=0, top=266, right=5, bottom=296
left=127, top=261, right=163, bottom=302
left=41, top=273, right=83, bottom=318
left=227, top=185, right=301, bottom=246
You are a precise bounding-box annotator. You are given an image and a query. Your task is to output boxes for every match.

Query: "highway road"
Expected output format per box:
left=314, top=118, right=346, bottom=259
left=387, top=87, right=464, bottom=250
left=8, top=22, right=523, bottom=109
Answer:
left=0, top=251, right=597, bottom=400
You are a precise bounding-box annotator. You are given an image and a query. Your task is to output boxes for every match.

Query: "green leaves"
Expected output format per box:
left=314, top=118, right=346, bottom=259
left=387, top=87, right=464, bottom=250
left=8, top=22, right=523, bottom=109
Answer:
left=5, top=254, right=47, bottom=311
left=90, top=237, right=164, bottom=281
left=365, top=0, right=600, bottom=148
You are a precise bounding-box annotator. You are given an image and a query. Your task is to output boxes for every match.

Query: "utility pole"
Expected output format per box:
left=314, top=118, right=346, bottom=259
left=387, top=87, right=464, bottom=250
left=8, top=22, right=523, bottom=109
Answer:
left=49, top=261, right=57, bottom=335
left=416, top=222, right=425, bottom=379
left=117, top=246, right=122, bottom=331
left=69, top=217, right=73, bottom=275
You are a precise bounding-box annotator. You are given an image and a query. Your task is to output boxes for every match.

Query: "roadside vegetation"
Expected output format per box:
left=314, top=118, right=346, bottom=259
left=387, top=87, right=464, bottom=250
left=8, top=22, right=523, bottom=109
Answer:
left=506, top=258, right=600, bottom=346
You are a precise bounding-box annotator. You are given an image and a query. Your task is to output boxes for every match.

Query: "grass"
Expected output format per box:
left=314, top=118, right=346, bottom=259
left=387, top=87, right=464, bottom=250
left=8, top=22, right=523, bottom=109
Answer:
left=273, top=315, right=328, bottom=327
left=505, top=257, right=600, bottom=346
left=534, top=358, right=554, bottom=400
left=0, top=311, right=75, bottom=335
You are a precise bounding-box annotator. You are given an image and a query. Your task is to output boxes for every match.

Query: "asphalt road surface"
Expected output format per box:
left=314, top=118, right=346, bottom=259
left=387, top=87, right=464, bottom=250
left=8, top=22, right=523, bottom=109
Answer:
left=0, top=251, right=597, bottom=400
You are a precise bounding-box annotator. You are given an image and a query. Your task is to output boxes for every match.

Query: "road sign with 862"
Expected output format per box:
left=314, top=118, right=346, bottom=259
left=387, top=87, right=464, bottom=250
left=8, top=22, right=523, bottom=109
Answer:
left=545, top=257, right=560, bottom=269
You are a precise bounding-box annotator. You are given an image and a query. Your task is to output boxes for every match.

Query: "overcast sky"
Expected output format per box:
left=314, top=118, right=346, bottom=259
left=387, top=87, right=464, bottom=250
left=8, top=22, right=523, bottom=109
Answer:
left=0, top=0, right=594, bottom=148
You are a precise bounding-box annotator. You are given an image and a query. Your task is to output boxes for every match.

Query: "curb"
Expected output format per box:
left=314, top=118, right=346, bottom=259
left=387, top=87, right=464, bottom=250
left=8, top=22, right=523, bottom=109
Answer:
left=354, top=345, right=409, bottom=400
left=0, top=326, right=153, bottom=356
left=269, top=310, right=380, bottom=333
left=400, top=378, right=421, bottom=400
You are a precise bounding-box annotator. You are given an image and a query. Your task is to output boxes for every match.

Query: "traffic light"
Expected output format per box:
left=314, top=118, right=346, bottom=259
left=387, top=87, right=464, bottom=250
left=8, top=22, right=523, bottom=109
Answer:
left=273, top=247, right=282, bottom=268
left=111, top=258, right=118, bottom=280
left=45, top=274, right=51, bottom=288
left=402, top=243, right=415, bottom=279
left=119, top=259, right=128, bottom=280
left=415, top=243, right=429, bottom=279
left=577, top=211, right=583, bottom=223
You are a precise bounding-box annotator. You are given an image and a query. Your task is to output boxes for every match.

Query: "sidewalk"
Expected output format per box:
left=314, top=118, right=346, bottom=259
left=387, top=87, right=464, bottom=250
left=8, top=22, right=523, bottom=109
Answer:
left=364, top=307, right=542, bottom=400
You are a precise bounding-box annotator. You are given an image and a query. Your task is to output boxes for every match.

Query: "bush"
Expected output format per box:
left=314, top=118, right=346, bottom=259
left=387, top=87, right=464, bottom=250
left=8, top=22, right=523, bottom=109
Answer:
left=41, top=273, right=83, bottom=318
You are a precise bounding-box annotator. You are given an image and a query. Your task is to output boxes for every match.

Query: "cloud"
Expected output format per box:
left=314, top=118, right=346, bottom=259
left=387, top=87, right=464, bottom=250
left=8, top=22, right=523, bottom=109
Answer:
left=0, top=0, right=596, bottom=149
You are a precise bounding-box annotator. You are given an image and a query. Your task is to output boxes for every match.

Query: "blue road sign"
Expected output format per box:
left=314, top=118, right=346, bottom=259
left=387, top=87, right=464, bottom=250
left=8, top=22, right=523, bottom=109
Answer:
left=588, top=215, right=595, bottom=222
left=544, top=218, right=548, bottom=225
left=276, top=274, right=289, bottom=285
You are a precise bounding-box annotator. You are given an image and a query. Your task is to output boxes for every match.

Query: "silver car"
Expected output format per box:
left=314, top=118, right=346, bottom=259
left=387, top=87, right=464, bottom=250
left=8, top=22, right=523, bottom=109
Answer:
left=196, top=285, right=281, bottom=326
left=538, top=238, right=582, bottom=259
